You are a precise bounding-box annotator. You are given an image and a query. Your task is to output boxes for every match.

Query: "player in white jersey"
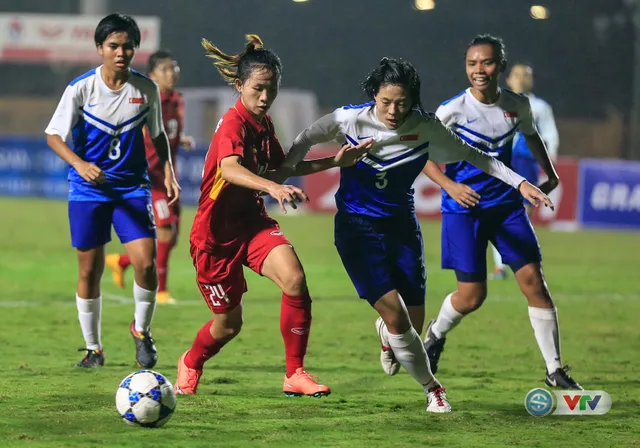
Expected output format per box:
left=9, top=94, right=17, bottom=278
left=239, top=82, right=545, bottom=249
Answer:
left=422, top=35, right=582, bottom=390
left=45, top=14, right=180, bottom=369
left=282, top=57, right=553, bottom=412
left=490, top=63, right=560, bottom=279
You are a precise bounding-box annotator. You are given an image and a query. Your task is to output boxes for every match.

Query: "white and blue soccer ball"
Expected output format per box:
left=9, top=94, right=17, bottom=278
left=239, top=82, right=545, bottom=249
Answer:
left=115, top=370, right=177, bottom=427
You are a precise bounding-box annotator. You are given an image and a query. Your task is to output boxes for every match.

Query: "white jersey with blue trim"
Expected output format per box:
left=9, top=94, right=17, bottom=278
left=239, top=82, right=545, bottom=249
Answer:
left=286, top=102, right=525, bottom=218
left=436, top=88, right=535, bottom=214
left=512, top=93, right=559, bottom=160
left=45, top=65, right=164, bottom=201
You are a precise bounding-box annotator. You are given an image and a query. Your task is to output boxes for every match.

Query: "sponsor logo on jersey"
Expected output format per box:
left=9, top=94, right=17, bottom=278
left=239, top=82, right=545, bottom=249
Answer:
left=129, top=97, right=146, bottom=104
left=400, top=134, right=419, bottom=141
left=504, top=111, right=519, bottom=118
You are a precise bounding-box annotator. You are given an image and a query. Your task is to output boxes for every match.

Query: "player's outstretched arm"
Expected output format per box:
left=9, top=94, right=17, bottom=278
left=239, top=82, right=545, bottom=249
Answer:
left=46, top=134, right=106, bottom=185
left=274, top=139, right=374, bottom=181
left=152, top=132, right=181, bottom=205
left=522, top=131, right=560, bottom=195
left=422, top=161, right=480, bottom=209
left=283, top=110, right=343, bottom=169
left=220, top=156, right=309, bottom=213
left=428, top=120, right=554, bottom=209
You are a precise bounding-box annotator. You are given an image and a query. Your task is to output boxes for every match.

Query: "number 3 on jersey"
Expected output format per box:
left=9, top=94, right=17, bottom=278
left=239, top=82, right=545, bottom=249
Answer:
left=108, top=138, right=121, bottom=160
left=375, top=172, right=388, bottom=189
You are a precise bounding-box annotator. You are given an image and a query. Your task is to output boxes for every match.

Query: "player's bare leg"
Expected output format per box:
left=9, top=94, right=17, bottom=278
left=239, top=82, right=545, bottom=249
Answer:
left=424, top=281, right=486, bottom=374
left=407, top=305, right=425, bottom=335
left=123, top=237, right=158, bottom=368
left=261, top=245, right=330, bottom=398
left=515, top=262, right=582, bottom=390
left=75, top=245, right=106, bottom=368
left=374, top=291, right=451, bottom=412
left=176, top=305, right=241, bottom=395
left=156, top=224, right=178, bottom=304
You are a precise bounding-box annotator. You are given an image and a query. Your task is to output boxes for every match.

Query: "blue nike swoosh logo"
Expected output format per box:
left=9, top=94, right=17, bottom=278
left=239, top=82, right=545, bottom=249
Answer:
left=88, top=103, right=99, bottom=107
left=466, top=119, right=477, bottom=124
left=357, top=135, right=373, bottom=140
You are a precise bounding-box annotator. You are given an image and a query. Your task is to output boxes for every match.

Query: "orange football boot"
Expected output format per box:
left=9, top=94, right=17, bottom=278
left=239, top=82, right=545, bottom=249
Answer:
left=156, top=291, right=177, bottom=305
left=174, top=351, right=202, bottom=395
left=105, top=254, right=126, bottom=289
left=283, top=368, right=331, bottom=398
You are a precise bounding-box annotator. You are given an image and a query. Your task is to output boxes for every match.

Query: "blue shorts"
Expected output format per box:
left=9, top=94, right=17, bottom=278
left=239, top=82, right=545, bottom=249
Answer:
left=441, top=206, right=541, bottom=282
left=334, top=212, right=426, bottom=307
left=68, top=197, right=156, bottom=249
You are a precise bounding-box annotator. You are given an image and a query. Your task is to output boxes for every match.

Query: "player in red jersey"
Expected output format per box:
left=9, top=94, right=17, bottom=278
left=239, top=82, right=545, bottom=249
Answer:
left=174, top=34, right=368, bottom=398
left=106, top=50, right=194, bottom=304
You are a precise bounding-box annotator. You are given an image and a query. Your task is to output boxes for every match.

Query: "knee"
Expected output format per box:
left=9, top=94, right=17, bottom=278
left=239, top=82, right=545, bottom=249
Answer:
left=221, top=322, right=243, bottom=339
left=134, top=259, right=156, bottom=280
left=457, top=288, right=487, bottom=313
left=78, top=265, right=101, bottom=285
left=517, top=265, right=547, bottom=292
left=381, top=309, right=412, bottom=334
left=280, top=268, right=307, bottom=296
left=518, top=268, right=553, bottom=304
left=215, top=314, right=243, bottom=342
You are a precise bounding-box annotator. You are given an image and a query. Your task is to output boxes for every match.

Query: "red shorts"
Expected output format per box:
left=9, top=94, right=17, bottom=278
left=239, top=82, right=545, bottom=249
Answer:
left=191, top=221, right=291, bottom=313
left=151, top=188, right=180, bottom=228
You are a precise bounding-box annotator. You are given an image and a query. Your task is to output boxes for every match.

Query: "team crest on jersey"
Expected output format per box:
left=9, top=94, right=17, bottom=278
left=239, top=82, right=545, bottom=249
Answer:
left=400, top=134, right=419, bottom=141
left=129, top=97, right=146, bottom=104
left=504, top=111, right=519, bottom=118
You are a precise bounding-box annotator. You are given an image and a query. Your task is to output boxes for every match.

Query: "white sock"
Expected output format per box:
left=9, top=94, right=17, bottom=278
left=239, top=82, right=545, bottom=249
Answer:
left=528, top=306, right=562, bottom=373
left=76, top=294, right=102, bottom=350
left=133, top=281, right=156, bottom=333
left=384, top=326, right=438, bottom=392
left=431, top=293, right=464, bottom=339
left=492, top=245, right=504, bottom=269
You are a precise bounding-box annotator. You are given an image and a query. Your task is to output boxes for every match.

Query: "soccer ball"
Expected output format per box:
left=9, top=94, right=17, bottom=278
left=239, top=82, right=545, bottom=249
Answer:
left=115, top=370, right=177, bottom=427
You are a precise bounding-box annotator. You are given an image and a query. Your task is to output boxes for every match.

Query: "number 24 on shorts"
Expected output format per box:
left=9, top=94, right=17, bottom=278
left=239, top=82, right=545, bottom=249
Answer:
left=204, top=284, right=230, bottom=307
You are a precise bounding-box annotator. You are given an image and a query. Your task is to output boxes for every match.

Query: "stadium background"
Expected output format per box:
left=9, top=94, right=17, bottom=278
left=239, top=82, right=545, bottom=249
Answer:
left=1, top=1, right=639, bottom=447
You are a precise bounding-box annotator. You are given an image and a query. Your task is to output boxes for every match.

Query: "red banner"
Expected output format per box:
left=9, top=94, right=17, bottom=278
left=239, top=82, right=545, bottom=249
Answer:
left=303, top=147, right=578, bottom=225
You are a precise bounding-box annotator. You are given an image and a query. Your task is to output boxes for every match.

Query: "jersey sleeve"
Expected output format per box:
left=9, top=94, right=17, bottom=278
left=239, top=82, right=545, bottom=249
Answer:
left=44, top=84, right=81, bottom=141
left=283, top=108, right=345, bottom=168
left=535, top=101, right=560, bottom=158
left=435, top=104, right=455, bottom=128
left=517, top=97, right=536, bottom=136
left=215, top=117, right=246, bottom=164
left=146, top=84, right=164, bottom=139
left=427, top=117, right=525, bottom=189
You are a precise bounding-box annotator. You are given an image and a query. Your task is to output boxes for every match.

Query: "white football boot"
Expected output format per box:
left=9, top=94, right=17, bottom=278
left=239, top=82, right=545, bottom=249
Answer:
left=375, top=317, right=400, bottom=376
left=426, top=385, right=452, bottom=413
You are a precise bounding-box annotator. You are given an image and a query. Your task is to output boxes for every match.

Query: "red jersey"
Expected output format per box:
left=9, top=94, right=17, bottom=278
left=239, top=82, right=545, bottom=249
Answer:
left=190, top=99, right=285, bottom=252
left=145, top=90, right=184, bottom=189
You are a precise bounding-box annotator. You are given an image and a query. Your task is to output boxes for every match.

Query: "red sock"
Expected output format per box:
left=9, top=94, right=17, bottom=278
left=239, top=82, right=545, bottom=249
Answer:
left=281, top=290, right=312, bottom=377
left=118, top=254, right=131, bottom=269
left=156, top=240, right=172, bottom=292
left=184, top=320, right=223, bottom=370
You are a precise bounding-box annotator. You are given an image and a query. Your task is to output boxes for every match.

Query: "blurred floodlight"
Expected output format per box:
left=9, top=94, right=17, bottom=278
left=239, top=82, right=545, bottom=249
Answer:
left=530, top=5, right=550, bottom=20
left=415, top=0, right=435, bottom=11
